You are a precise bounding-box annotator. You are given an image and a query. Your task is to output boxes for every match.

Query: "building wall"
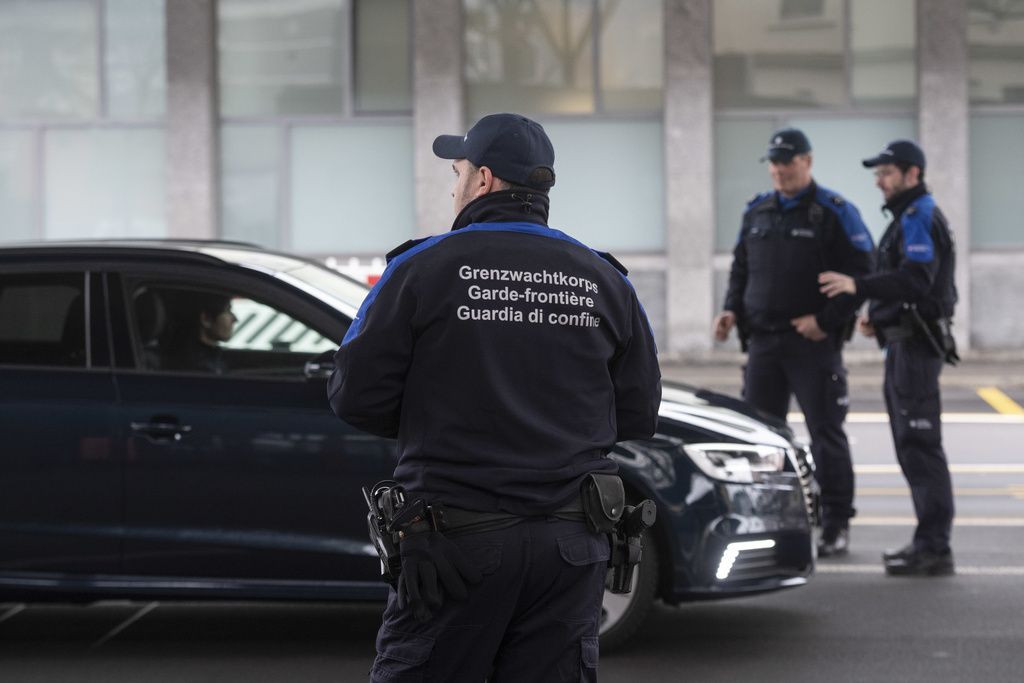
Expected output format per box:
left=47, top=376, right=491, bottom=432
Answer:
left=1, top=0, right=1022, bottom=358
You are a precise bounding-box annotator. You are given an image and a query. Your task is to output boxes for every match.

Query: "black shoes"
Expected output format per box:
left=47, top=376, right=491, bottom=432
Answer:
left=883, top=545, right=955, bottom=576
left=817, top=527, right=850, bottom=557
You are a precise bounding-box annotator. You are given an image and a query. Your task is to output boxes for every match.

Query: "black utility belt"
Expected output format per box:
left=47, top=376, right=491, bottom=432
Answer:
left=877, top=320, right=917, bottom=344
left=876, top=312, right=959, bottom=366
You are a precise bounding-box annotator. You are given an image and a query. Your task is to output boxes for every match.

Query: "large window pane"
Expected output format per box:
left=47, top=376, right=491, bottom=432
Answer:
left=786, top=116, right=915, bottom=239
left=539, top=120, right=664, bottom=252
left=970, top=115, right=1024, bottom=246
left=0, top=130, right=35, bottom=243
left=714, top=0, right=844, bottom=109
left=0, top=0, right=99, bottom=119
left=221, top=126, right=280, bottom=249
left=354, top=0, right=412, bottom=112
left=219, top=0, right=346, bottom=117
left=465, top=0, right=595, bottom=117
left=290, top=123, right=414, bottom=254
left=105, top=0, right=166, bottom=118
left=969, top=3, right=1024, bottom=104
left=714, top=116, right=915, bottom=250
left=714, top=118, right=777, bottom=251
left=44, top=128, right=166, bottom=239
left=599, top=0, right=662, bottom=113
left=851, top=0, right=915, bottom=107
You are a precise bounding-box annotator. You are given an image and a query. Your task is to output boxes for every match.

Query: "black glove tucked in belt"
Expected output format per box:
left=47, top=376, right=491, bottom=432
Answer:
left=396, top=530, right=483, bottom=622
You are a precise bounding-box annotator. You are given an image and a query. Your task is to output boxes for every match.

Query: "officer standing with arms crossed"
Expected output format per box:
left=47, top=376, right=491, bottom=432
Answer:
left=820, top=139, right=957, bottom=576
left=329, top=113, right=661, bottom=681
left=713, top=128, right=875, bottom=557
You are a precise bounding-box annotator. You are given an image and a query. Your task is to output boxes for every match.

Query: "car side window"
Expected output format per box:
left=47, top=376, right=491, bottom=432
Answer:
left=0, top=273, right=86, bottom=367
left=128, top=282, right=337, bottom=377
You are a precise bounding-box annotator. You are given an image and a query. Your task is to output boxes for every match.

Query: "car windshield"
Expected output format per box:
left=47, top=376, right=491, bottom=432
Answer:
left=197, top=246, right=369, bottom=317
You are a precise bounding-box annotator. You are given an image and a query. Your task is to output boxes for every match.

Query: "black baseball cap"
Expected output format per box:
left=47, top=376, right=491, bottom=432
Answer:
left=862, top=139, right=926, bottom=169
left=760, top=128, right=811, bottom=163
left=432, top=113, right=556, bottom=190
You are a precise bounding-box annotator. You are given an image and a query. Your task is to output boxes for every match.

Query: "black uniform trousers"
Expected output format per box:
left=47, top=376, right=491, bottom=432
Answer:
left=883, top=338, right=954, bottom=554
left=743, top=330, right=855, bottom=528
left=369, top=517, right=608, bottom=683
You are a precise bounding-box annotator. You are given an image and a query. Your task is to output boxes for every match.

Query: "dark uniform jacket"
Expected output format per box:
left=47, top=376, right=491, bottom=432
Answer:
left=855, top=184, right=957, bottom=328
left=328, top=190, right=662, bottom=516
left=724, top=180, right=875, bottom=335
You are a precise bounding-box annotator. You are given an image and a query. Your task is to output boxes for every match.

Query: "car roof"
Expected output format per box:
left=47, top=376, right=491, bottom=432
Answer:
left=0, top=239, right=316, bottom=276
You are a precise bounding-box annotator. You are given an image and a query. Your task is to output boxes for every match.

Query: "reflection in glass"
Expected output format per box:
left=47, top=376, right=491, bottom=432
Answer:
left=599, top=0, right=662, bottom=112
left=221, top=126, right=280, bottom=249
left=714, top=0, right=843, bottom=109
left=44, top=128, right=166, bottom=240
left=354, top=0, right=412, bottom=112
left=464, top=0, right=595, bottom=116
left=850, top=0, right=915, bottom=107
left=0, top=0, right=99, bottom=118
left=969, top=1, right=1024, bottom=104
left=105, top=0, right=167, bottom=118
left=218, top=0, right=346, bottom=117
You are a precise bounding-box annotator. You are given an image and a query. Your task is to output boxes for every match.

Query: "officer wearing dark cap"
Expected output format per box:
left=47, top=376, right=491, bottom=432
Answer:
left=328, top=113, right=661, bottom=681
left=820, top=139, right=957, bottom=576
left=713, top=127, right=875, bottom=558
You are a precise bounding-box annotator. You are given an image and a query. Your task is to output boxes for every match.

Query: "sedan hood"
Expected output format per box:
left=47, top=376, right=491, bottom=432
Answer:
left=657, top=381, right=795, bottom=450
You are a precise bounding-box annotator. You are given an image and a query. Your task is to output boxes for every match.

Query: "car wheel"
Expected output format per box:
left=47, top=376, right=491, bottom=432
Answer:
left=598, top=532, right=659, bottom=652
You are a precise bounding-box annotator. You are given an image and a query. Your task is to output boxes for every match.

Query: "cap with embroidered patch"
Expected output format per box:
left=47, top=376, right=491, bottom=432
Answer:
left=760, top=128, right=811, bottom=163
left=862, top=139, right=926, bottom=169
left=432, top=113, right=556, bottom=190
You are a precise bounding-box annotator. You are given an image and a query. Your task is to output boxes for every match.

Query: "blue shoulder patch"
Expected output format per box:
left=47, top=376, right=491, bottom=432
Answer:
left=815, top=186, right=874, bottom=252
left=901, top=194, right=936, bottom=263
left=746, top=191, right=772, bottom=210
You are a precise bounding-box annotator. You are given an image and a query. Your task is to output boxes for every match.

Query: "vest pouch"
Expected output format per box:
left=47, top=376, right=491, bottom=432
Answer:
left=580, top=473, right=625, bottom=534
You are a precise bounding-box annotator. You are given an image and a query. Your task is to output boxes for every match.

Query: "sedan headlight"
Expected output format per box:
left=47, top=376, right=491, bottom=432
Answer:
left=683, top=443, right=787, bottom=484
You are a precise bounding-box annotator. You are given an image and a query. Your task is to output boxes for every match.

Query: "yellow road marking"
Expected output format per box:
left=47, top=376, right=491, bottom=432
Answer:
left=976, top=387, right=1024, bottom=415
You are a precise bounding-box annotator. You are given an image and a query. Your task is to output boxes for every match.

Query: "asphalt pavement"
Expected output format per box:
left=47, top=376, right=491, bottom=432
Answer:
left=661, top=349, right=1024, bottom=396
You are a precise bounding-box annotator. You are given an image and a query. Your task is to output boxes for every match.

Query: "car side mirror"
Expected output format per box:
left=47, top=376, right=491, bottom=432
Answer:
left=304, top=349, right=337, bottom=380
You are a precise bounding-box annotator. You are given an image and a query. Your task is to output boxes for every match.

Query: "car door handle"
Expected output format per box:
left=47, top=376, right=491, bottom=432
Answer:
left=130, top=419, right=193, bottom=442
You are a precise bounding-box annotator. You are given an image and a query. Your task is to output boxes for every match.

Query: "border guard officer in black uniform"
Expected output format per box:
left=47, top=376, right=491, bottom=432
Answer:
left=328, top=113, right=662, bottom=681
left=820, top=139, right=957, bottom=576
left=713, top=128, right=875, bottom=558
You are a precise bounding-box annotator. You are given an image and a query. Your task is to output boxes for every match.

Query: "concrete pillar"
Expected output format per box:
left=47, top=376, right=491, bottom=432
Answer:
left=413, top=0, right=464, bottom=238
left=918, top=0, right=970, bottom=349
left=165, top=0, right=219, bottom=239
left=664, top=0, right=715, bottom=360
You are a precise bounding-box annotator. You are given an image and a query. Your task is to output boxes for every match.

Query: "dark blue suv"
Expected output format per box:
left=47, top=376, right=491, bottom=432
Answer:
left=0, top=240, right=817, bottom=650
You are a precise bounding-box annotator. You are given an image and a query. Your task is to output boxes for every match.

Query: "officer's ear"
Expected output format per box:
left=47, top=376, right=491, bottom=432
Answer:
left=475, top=165, right=498, bottom=198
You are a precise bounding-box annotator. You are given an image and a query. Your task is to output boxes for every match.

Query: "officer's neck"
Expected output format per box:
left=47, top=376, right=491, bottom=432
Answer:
left=451, top=190, right=550, bottom=231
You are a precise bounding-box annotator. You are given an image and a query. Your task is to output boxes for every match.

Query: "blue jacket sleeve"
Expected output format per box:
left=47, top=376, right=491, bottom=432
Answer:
left=327, top=264, right=420, bottom=438
left=855, top=208, right=939, bottom=305
left=815, top=198, right=876, bottom=332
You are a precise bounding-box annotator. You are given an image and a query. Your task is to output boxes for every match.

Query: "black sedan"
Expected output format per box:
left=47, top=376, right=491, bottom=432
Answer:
left=0, top=240, right=817, bottom=650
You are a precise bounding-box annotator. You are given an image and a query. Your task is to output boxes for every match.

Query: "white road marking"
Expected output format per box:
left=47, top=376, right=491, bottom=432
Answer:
left=0, top=604, right=25, bottom=624
left=89, top=601, right=159, bottom=652
left=817, top=564, right=1024, bottom=576
left=855, top=464, right=1024, bottom=474
left=789, top=412, right=1024, bottom=424
left=852, top=516, right=1024, bottom=526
